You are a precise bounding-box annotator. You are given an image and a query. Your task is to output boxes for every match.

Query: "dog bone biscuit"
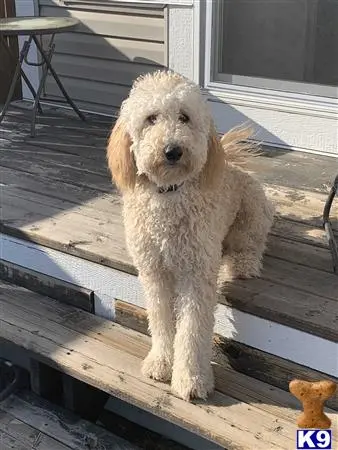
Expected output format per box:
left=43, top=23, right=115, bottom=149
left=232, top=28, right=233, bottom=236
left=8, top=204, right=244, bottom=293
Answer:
left=289, top=379, right=337, bottom=429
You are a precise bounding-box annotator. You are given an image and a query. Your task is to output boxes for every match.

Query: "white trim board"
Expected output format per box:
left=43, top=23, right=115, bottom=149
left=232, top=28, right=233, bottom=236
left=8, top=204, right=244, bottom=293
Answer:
left=208, top=95, right=338, bottom=156
left=1, top=233, right=337, bottom=377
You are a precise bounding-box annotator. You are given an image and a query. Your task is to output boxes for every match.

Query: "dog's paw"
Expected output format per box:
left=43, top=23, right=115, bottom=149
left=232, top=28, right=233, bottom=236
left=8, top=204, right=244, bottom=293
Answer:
left=142, top=350, right=172, bottom=382
left=171, top=366, right=214, bottom=401
left=219, top=252, right=262, bottom=283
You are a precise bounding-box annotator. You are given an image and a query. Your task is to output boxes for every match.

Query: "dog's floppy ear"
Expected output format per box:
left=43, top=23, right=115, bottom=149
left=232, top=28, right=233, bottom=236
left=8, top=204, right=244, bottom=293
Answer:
left=200, top=127, right=225, bottom=191
left=107, top=117, right=136, bottom=192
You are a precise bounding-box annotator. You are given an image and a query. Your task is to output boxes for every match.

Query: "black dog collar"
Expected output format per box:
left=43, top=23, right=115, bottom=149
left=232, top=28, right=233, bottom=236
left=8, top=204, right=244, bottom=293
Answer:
left=158, top=182, right=184, bottom=194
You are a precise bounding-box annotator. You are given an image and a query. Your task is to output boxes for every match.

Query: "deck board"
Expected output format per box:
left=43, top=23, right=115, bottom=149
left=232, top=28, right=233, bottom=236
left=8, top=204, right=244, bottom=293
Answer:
left=0, top=409, right=71, bottom=450
left=1, top=281, right=337, bottom=450
left=0, top=104, right=337, bottom=343
left=0, top=390, right=138, bottom=450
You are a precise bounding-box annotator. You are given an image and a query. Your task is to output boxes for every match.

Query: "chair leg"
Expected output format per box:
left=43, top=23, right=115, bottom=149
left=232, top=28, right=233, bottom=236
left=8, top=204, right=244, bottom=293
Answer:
left=323, top=174, right=338, bottom=274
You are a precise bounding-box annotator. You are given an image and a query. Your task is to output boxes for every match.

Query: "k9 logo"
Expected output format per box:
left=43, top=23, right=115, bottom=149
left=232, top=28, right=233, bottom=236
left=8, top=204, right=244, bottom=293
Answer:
left=297, top=430, right=332, bottom=449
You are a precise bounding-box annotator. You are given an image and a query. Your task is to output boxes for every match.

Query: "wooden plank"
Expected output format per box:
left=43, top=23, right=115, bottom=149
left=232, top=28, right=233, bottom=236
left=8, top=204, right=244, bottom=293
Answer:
left=40, top=6, right=165, bottom=42
left=0, top=282, right=321, bottom=450
left=2, top=136, right=337, bottom=235
left=0, top=195, right=132, bottom=273
left=0, top=148, right=111, bottom=192
left=0, top=392, right=137, bottom=450
left=0, top=430, right=31, bottom=450
left=266, top=234, right=332, bottom=272
left=0, top=260, right=94, bottom=312
left=0, top=162, right=333, bottom=251
left=1, top=167, right=116, bottom=211
left=213, top=336, right=338, bottom=411
left=115, top=299, right=149, bottom=336
left=2, top=168, right=332, bottom=255
left=261, top=255, right=337, bottom=301
left=114, top=298, right=338, bottom=410
left=1, top=111, right=111, bottom=145
left=249, top=147, right=338, bottom=194
left=1, top=285, right=150, bottom=358
left=271, top=217, right=331, bottom=248
left=222, top=276, right=338, bottom=341
left=2, top=104, right=112, bottom=137
left=0, top=139, right=108, bottom=177
left=0, top=408, right=71, bottom=450
left=265, top=184, right=338, bottom=231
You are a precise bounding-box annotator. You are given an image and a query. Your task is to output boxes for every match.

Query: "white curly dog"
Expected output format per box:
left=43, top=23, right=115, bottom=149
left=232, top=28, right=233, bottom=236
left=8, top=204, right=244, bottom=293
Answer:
left=107, top=71, right=274, bottom=401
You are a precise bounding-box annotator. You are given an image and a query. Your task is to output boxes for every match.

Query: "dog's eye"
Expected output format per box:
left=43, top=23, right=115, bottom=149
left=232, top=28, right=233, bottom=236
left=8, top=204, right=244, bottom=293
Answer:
left=179, top=113, right=190, bottom=124
left=146, top=114, right=157, bottom=125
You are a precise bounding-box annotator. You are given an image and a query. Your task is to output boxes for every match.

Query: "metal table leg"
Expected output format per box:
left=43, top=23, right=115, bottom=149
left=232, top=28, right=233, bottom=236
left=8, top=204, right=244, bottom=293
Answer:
left=0, top=34, right=42, bottom=123
left=323, top=174, right=338, bottom=274
left=29, top=34, right=56, bottom=136
left=32, top=35, right=86, bottom=122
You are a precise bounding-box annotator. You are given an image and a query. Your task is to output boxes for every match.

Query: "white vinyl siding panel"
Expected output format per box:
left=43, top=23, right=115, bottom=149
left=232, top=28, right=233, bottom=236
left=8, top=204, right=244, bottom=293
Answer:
left=38, top=0, right=166, bottom=113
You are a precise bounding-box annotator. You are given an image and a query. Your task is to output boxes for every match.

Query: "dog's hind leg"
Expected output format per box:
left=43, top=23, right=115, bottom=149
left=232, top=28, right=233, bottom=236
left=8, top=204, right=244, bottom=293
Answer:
left=219, top=176, right=274, bottom=283
left=140, top=270, right=176, bottom=382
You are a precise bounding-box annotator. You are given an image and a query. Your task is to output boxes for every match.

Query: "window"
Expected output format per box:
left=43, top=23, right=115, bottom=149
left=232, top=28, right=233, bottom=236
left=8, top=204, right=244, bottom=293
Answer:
left=210, top=0, right=338, bottom=98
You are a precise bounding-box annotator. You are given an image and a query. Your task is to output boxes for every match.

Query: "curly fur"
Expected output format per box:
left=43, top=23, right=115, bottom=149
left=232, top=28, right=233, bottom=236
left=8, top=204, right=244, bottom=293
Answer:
left=107, top=70, right=274, bottom=401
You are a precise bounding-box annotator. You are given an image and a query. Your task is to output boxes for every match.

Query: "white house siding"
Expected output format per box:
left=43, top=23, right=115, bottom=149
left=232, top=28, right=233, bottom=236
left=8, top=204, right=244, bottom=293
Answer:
left=37, top=0, right=166, bottom=114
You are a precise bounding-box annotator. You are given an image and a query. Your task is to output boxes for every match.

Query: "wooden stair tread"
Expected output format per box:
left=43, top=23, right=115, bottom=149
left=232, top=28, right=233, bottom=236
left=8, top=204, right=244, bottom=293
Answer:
left=0, top=281, right=337, bottom=450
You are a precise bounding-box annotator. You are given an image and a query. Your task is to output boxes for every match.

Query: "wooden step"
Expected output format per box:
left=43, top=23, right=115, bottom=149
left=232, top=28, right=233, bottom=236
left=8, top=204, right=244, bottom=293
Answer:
left=0, top=281, right=337, bottom=450
left=0, top=390, right=138, bottom=450
left=114, top=299, right=338, bottom=411
left=2, top=230, right=336, bottom=378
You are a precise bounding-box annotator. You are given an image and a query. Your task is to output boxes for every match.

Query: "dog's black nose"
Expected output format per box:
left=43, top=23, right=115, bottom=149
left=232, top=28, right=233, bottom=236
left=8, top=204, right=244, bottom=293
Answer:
left=164, top=145, right=183, bottom=163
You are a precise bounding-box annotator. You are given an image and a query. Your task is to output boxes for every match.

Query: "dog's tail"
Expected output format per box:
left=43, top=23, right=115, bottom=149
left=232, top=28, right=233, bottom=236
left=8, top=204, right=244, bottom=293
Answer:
left=220, top=125, right=260, bottom=167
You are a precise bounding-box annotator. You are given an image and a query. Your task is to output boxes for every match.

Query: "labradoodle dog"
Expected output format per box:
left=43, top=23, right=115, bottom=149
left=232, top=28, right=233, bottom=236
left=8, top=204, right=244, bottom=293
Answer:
left=107, top=71, right=274, bottom=401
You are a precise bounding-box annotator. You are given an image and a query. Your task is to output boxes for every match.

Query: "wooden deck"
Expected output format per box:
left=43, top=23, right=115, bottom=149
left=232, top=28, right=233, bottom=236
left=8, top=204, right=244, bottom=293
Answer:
left=0, top=103, right=337, bottom=344
left=0, top=390, right=138, bottom=450
left=1, top=103, right=338, bottom=449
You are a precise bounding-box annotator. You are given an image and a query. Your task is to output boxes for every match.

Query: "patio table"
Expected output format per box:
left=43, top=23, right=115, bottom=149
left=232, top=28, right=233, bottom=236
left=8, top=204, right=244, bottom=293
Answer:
left=0, top=16, right=85, bottom=136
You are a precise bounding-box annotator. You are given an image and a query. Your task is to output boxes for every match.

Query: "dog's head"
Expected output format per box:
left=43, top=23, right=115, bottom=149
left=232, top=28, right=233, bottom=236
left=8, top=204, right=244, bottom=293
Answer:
left=107, top=71, right=223, bottom=192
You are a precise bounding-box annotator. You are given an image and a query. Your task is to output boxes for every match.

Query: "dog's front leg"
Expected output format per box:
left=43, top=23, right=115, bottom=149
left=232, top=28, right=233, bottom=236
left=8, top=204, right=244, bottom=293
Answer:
left=171, top=276, right=216, bottom=400
left=140, top=271, right=175, bottom=382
